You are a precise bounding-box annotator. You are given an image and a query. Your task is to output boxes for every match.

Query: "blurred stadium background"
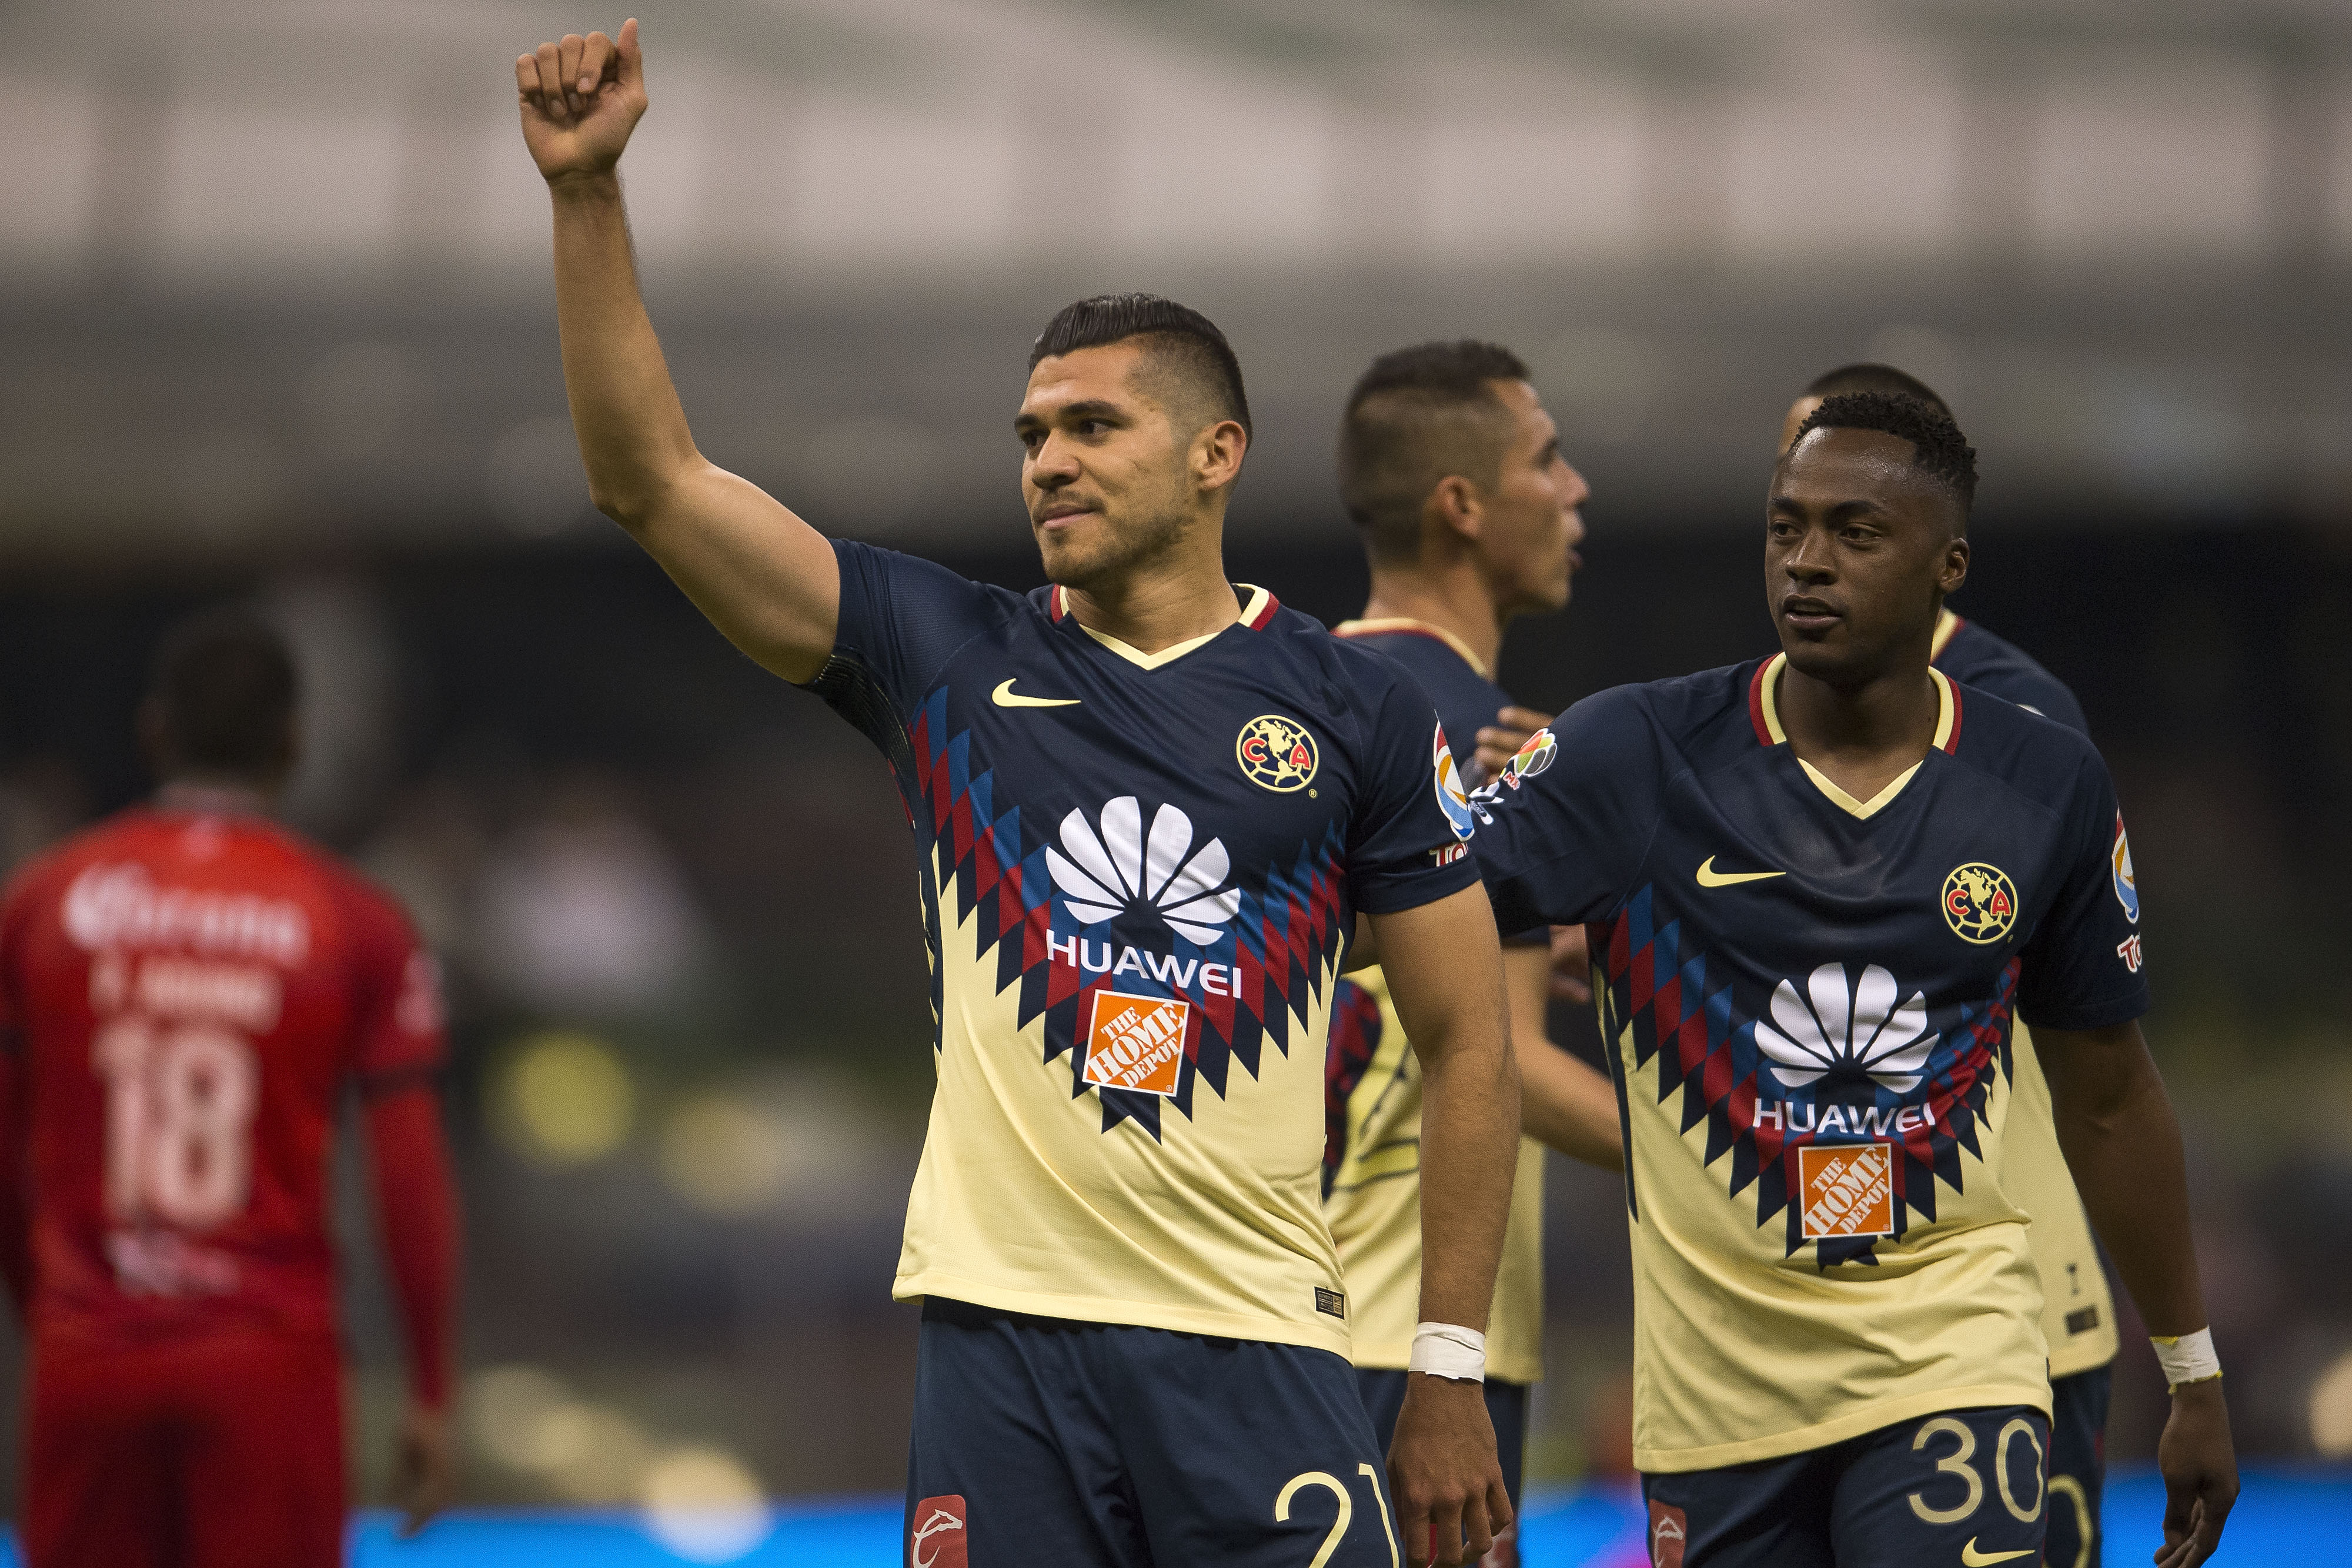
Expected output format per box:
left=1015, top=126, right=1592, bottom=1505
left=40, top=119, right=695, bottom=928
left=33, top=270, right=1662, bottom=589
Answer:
left=5, top=0, right=2352, bottom=1559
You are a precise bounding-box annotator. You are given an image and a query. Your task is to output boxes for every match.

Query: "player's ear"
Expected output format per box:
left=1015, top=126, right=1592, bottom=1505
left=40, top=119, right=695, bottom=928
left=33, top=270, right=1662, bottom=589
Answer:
left=1194, top=417, right=1247, bottom=494
left=1426, top=474, right=1481, bottom=544
left=1939, top=530, right=1969, bottom=597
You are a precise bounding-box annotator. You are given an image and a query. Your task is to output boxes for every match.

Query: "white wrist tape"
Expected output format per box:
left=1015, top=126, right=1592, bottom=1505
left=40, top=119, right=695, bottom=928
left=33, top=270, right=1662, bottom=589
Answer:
left=1409, top=1322, right=1486, bottom=1383
left=2151, top=1328, right=2221, bottom=1389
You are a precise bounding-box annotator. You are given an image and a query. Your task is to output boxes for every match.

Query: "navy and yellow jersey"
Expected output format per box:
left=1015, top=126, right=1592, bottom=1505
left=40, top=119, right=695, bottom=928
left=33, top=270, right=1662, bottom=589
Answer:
left=1465, top=654, right=2150, bottom=1471
left=1321, top=620, right=1546, bottom=1385
left=807, top=543, right=1480, bottom=1356
left=1932, top=607, right=2121, bottom=1379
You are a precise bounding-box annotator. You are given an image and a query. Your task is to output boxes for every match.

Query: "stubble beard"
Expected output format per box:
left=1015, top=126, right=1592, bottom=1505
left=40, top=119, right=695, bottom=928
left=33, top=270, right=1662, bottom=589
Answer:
left=1038, top=480, right=1192, bottom=596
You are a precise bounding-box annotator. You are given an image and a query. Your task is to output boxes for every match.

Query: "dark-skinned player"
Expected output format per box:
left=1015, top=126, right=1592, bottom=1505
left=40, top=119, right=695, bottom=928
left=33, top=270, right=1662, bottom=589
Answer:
left=1783, top=363, right=2114, bottom=1568
left=1320, top=342, right=1622, bottom=1567
left=1458, top=393, right=2236, bottom=1567
left=515, top=22, right=1519, bottom=1567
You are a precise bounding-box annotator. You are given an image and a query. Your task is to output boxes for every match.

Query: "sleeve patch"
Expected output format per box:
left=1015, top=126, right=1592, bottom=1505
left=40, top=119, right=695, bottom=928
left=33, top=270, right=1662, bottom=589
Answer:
left=1432, top=724, right=1476, bottom=842
left=2110, top=812, right=2139, bottom=924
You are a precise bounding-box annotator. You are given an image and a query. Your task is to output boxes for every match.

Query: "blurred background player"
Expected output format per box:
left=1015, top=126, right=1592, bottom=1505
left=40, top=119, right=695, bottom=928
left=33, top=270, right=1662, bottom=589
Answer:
left=0, top=610, right=459, bottom=1567
left=1782, top=363, right=2116, bottom=1568
left=1322, top=340, right=1623, bottom=1561
left=1463, top=393, right=2236, bottom=1566
left=517, top=24, right=1521, bottom=1567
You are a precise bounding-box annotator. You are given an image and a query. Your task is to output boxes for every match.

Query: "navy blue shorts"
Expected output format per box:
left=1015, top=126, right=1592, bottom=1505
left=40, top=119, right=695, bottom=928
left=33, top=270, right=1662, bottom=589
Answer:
left=1641, top=1405, right=2050, bottom=1568
left=905, top=1297, right=1401, bottom=1568
left=2044, top=1366, right=2111, bottom=1568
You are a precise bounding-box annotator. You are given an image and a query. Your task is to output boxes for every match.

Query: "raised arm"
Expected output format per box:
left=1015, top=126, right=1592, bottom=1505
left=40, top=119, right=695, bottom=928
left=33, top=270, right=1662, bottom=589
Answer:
left=517, top=20, right=840, bottom=681
left=1365, top=882, right=1518, bottom=1568
left=1501, top=944, right=1619, bottom=1169
left=2036, top=1019, right=2236, bottom=1568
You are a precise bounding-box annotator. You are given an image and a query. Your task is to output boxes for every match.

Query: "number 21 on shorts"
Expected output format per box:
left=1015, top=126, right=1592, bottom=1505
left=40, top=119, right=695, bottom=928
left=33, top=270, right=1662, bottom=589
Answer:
left=1276, top=1465, right=1402, bottom=1568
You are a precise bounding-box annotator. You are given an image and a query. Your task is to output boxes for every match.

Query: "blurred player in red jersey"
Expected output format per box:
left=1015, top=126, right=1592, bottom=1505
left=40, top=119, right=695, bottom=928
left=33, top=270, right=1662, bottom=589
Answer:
left=0, top=610, right=460, bottom=1567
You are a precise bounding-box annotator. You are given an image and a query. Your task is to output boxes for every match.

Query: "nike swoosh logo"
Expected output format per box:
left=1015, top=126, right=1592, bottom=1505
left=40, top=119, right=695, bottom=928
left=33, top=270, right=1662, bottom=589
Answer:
left=991, top=678, right=1080, bottom=708
left=1960, top=1540, right=2033, bottom=1566
left=1695, top=855, right=1786, bottom=888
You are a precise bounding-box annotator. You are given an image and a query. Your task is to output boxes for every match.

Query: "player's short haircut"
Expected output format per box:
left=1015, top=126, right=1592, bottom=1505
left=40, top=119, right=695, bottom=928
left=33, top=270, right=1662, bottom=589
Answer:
left=1030, top=293, right=1252, bottom=439
left=1802, top=362, right=1953, bottom=420
left=150, top=609, right=299, bottom=777
left=1338, top=340, right=1531, bottom=567
left=1790, top=390, right=1979, bottom=521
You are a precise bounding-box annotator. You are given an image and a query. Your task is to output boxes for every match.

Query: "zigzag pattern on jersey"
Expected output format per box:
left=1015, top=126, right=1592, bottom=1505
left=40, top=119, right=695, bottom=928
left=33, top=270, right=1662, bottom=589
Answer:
left=905, top=689, right=1349, bottom=1139
left=1598, top=883, right=2019, bottom=1267
left=1321, top=978, right=1384, bottom=1196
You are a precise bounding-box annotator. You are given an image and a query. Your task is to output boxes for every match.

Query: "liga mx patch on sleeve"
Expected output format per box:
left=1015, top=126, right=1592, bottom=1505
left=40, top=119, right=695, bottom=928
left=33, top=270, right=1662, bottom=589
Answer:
left=910, top=1495, right=968, bottom=1568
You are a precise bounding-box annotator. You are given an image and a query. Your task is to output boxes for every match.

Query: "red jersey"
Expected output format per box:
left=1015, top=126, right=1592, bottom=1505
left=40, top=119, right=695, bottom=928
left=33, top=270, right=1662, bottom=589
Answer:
left=0, top=803, right=445, bottom=1350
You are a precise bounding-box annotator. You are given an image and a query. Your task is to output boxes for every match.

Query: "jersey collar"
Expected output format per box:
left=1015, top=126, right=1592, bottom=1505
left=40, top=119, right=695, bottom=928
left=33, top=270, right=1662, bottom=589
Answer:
left=1930, top=607, right=1965, bottom=661
left=1049, top=583, right=1279, bottom=671
left=1748, top=653, right=1963, bottom=819
left=1331, top=617, right=1489, bottom=680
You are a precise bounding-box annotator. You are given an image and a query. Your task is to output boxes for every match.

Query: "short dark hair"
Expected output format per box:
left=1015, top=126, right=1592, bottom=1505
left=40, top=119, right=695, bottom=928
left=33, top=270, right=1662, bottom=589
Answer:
left=149, top=609, right=298, bottom=778
left=1029, top=293, right=1251, bottom=438
left=1790, top=390, right=1979, bottom=516
left=1802, top=362, right=1952, bottom=420
left=1338, top=340, right=1531, bottom=566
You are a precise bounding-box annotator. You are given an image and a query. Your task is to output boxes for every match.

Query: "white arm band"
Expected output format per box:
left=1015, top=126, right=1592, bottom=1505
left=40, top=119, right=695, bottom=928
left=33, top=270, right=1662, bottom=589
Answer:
left=1409, top=1322, right=1486, bottom=1383
left=2151, top=1328, right=2221, bottom=1389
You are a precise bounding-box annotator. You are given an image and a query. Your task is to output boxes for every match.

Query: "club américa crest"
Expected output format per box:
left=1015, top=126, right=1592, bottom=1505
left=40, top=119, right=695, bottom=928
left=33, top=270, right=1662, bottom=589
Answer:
left=1942, top=862, right=2017, bottom=945
left=1235, top=714, right=1318, bottom=793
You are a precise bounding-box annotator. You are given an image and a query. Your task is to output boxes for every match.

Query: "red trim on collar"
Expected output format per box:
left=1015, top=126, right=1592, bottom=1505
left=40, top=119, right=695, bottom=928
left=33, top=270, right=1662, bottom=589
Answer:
left=1050, top=586, right=1070, bottom=622
left=1746, top=660, right=1775, bottom=746
left=1245, top=591, right=1281, bottom=630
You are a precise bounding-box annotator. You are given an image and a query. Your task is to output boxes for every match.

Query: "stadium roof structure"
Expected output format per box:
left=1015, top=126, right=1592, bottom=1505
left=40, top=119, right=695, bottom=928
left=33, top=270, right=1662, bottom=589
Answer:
left=1, top=0, right=2347, bottom=551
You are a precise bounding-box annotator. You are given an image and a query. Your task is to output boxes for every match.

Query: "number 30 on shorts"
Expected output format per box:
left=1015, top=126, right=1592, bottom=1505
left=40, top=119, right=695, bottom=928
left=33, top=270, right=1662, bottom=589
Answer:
left=1275, top=1465, right=1402, bottom=1568
left=1906, top=1415, right=2047, bottom=1526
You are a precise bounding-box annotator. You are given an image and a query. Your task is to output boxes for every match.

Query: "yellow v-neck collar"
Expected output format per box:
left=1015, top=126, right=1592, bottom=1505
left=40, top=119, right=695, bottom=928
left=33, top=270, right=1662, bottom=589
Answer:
left=1930, top=607, right=1963, bottom=660
left=1331, top=617, right=1491, bottom=680
left=1756, top=652, right=1956, bottom=820
left=1053, top=584, right=1272, bottom=671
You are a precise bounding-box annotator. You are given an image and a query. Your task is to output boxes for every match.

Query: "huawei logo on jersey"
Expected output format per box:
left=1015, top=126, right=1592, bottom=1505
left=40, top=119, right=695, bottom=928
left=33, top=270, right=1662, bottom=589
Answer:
left=1753, top=962, right=1939, bottom=1094
left=1047, top=799, right=1240, bottom=947
left=62, top=863, right=309, bottom=967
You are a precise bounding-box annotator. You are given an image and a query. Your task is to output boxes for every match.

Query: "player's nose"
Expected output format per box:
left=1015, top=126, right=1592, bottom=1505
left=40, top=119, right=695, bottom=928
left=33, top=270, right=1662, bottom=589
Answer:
left=1027, top=434, right=1082, bottom=488
left=1557, top=460, right=1591, bottom=515
left=1781, top=530, right=1837, bottom=580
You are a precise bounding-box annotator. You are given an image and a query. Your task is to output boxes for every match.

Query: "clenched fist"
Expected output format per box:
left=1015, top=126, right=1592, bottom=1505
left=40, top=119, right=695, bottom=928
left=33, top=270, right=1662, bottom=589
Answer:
left=516, top=18, right=648, bottom=183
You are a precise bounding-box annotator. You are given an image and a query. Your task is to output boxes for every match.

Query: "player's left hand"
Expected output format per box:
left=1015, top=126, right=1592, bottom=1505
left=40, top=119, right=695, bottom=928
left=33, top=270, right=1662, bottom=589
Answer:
left=392, top=1398, right=457, bottom=1537
left=1389, top=1374, right=1512, bottom=1567
left=1472, top=707, right=1553, bottom=785
left=2153, top=1377, right=2236, bottom=1568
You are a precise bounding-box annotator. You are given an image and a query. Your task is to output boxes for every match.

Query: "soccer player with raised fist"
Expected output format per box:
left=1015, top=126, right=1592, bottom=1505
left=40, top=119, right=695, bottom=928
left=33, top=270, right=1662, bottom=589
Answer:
left=515, top=24, right=1521, bottom=1568
left=0, top=611, right=460, bottom=1567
